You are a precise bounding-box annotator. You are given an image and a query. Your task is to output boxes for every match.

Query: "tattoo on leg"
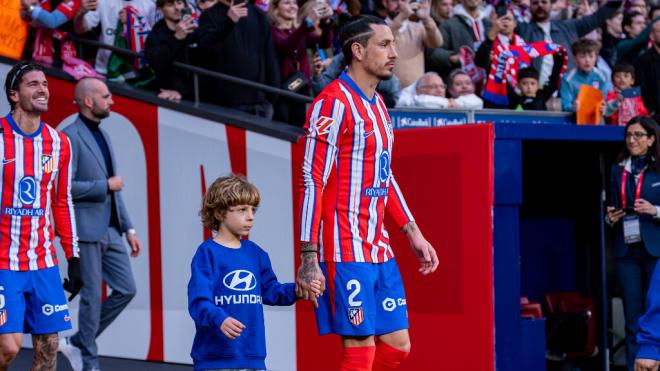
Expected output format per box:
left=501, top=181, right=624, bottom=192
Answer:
left=31, top=333, right=58, bottom=371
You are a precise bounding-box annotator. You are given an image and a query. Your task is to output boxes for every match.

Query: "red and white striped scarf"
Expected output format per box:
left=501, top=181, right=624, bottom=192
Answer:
left=123, top=5, right=151, bottom=69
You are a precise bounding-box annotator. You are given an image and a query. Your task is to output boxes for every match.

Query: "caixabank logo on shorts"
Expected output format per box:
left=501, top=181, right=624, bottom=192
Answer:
left=42, top=303, right=68, bottom=316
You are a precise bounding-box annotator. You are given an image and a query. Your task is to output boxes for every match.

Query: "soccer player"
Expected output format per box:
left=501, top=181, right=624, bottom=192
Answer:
left=296, top=15, right=439, bottom=371
left=0, top=61, right=82, bottom=371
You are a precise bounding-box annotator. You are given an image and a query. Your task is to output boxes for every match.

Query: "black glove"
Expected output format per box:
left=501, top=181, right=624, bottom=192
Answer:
left=62, top=257, right=83, bottom=301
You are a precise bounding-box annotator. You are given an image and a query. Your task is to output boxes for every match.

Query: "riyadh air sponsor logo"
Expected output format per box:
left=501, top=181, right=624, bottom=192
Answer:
left=382, top=297, right=407, bottom=312
left=19, top=177, right=37, bottom=205
left=223, top=270, right=257, bottom=291
left=378, top=151, right=390, bottom=183
left=42, top=304, right=68, bottom=316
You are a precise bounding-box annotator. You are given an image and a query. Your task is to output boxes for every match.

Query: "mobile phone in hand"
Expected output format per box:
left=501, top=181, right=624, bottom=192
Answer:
left=316, top=44, right=326, bottom=61
left=620, top=87, right=641, bottom=98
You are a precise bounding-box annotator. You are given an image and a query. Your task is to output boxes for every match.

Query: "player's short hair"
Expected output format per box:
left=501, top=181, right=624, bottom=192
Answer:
left=4, top=61, right=44, bottom=110
left=612, top=63, right=635, bottom=79
left=199, top=174, right=260, bottom=231
left=571, top=38, right=600, bottom=56
left=339, top=15, right=387, bottom=64
left=518, top=67, right=540, bottom=82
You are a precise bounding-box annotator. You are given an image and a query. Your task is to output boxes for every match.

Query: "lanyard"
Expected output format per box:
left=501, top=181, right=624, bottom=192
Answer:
left=621, top=169, right=645, bottom=208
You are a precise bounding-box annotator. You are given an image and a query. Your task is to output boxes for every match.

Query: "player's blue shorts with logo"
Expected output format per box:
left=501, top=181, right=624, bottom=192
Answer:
left=315, top=259, right=408, bottom=336
left=0, top=266, right=71, bottom=334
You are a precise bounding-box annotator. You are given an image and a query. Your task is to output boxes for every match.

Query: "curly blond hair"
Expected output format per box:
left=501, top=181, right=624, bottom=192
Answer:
left=200, top=175, right=260, bottom=231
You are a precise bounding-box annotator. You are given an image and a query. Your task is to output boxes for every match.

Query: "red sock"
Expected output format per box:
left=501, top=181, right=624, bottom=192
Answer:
left=339, top=345, right=376, bottom=371
left=371, top=341, right=410, bottom=371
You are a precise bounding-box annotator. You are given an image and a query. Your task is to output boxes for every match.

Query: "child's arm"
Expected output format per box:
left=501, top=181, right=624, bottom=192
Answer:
left=559, top=76, right=575, bottom=112
left=507, top=84, right=521, bottom=110
left=187, top=256, right=229, bottom=329
left=259, top=250, right=298, bottom=306
left=540, top=52, right=565, bottom=101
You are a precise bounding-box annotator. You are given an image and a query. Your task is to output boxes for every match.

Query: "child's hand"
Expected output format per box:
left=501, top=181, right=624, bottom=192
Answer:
left=573, top=100, right=580, bottom=112
left=309, top=279, right=323, bottom=297
left=220, top=317, right=245, bottom=339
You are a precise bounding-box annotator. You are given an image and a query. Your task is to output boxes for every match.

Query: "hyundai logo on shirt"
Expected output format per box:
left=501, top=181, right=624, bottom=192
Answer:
left=223, top=270, right=257, bottom=291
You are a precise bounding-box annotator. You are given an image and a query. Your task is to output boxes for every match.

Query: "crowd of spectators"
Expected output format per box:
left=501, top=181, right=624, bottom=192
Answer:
left=16, top=0, right=660, bottom=126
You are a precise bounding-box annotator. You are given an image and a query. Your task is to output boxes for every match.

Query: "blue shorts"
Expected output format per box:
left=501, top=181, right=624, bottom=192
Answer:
left=315, top=259, right=408, bottom=336
left=0, top=266, right=72, bottom=334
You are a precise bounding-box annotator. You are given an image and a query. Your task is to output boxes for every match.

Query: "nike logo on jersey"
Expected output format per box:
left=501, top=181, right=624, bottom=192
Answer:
left=2, top=159, right=14, bottom=165
left=363, top=130, right=375, bottom=138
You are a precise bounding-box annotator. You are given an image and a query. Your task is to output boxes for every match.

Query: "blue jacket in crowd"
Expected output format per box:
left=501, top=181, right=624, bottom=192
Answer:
left=560, top=68, right=609, bottom=112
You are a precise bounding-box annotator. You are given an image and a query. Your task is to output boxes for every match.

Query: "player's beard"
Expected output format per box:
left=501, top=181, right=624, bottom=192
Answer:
left=365, top=60, right=395, bottom=81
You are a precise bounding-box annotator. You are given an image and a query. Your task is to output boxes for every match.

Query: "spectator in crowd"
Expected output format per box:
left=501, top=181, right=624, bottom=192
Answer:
left=145, top=0, right=199, bottom=102
left=311, top=52, right=401, bottom=107
left=651, top=5, right=660, bottom=21
left=384, top=0, right=442, bottom=88
left=73, top=0, right=156, bottom=75
left=197, top=0, right=280, bottom=119
left=560, top=38, right=609, bottom=112
left=618, top=12, right=660, bottom=64
left=396, top=71, right=452, bottom=108
left=20, top=0, right=80, bottom=29
left=475, top=4, right=519, bottom=108
left=600, top=10, right=624, bottom=67
left=510, top=0, right=531, bottom=23
left=606, top=116, right=660, bottom=371
left=508, top=65, right=562, bottom=111
left=629, top=0, right=648, bottom=19
left=515, top=0, right=621, bottom=86
left=426, top=0, right=491, bottom=79
left=446, top=69, right=484, bottom=109
left=635, top=18, right=660, bottom=115
left=431, top=0, right=453, bottom=24
left=269, top=0, right=333, bottom=125
left=604, top=63, right=648, bottom=125
left=197, top=0, right=218, bottom=11
left=396, top=71, right=488, bottom=109
left=58, top=78, right=142, bottom=371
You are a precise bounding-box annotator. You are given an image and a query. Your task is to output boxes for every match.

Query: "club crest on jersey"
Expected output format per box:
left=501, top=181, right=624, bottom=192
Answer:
left=0, top=309, right=6, bottom=326
left=42, top=155, right=54, bottom=174
left=312, top=116, right=334, bottom=135
left=348, top=307, right=364, bottom=326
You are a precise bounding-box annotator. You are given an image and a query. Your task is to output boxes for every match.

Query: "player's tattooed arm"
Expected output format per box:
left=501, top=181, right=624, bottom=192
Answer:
left=401, top=221, right=418, bottom=235
left=402, top=221, right=440, bottom=275
left=32, top=333, right=58, bottom=371
left=296, top=242, right=325, bottom=306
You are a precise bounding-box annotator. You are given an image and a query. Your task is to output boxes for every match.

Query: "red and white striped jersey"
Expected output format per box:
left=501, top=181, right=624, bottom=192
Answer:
left=299, top=72, right=414, bottom=263
left=0, top=115, right=78, bottom=271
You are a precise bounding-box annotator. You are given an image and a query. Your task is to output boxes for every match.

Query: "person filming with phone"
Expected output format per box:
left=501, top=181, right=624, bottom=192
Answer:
left=606, top=116, right=660, bottom=371
left=269, top=0, right=333, bottom=126
left=383, top=0, right=442, bottom=89
left=145, top=0, right=199, bottom=101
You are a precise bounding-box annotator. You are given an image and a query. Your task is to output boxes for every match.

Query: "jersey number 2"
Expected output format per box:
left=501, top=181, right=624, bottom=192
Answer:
left=347, top=279, right=362, bottom=306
